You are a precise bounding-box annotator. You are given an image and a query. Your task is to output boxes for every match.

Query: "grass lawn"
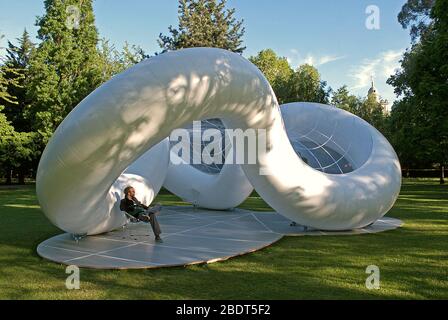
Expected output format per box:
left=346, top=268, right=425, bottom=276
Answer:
left=0, top=179, right=447, bottom=299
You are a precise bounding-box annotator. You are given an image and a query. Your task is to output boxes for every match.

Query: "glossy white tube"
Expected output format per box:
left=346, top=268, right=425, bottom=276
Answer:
left=36, top=48, right=401, bottom=234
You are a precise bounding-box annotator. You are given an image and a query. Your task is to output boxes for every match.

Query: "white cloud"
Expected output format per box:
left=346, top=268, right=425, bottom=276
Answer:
left=290, top=49, right=299, bottom=55
left=350, top=49, right=404, bottom=90
left=287, top=49, right=345, bottom=68
left=280, top=48, right=405, bottom=109
left=303, top=54, right=315, bottom=66
left=348, top=49, right=405, bottom=109
left=319, top=55, right=346, bottom=66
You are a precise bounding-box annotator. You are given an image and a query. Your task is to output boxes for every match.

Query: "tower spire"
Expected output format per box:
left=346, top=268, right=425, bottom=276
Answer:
left=368, top=75, right=377, bottom=98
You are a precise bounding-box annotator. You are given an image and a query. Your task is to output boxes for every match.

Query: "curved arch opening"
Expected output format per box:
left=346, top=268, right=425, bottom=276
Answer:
left=281, top=103, right=374, bottom=175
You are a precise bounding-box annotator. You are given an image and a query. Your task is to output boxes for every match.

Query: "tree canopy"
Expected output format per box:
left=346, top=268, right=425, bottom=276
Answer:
left=249, top=49, right=293, bottom=104
left=388, top=0, right=448, bottom=183
left=158, top=0, right=246, bottom=53
left=26, top=0, right=104, bottom=143
left=331, top=85, right=360, bottom=114
left=398, top=0, right=436, bottom=41
left=287, top=64, right=331, bottom=104
left=0, top=1, right=149, bottom=184
left=4, top=0, right=446, bottom=184
left=249, top=50, right=332, bottom=105
left=2, top=30, right=35, bottom=132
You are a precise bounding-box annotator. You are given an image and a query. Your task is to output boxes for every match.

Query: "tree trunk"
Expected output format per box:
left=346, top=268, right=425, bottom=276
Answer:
left=6, top=169, right=12, bottom=185
left=441, top=165, right=445, bottom=185
left=19, top=171, right=26, bottom=185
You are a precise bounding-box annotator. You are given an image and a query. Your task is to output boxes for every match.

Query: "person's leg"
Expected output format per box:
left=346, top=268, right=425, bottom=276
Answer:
left=148, top=212, right=162, bottom=237
left=146, top=203, right=162, bottom=215
left=138, top=211, right=162, bottom=241
left=137, top=213, right=151, bottom=223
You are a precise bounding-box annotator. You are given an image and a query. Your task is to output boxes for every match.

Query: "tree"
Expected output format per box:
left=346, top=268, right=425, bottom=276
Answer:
left=158, top=0, right=246, bottom=53
left=1, top=32, right=39, bottom=184
left=0, top=35, right=20, bottom=106
left=249, top=49, right=293, bottom=104
left=388, top=0, right=448, bottom=183
left=120, top=42, right=148, bottom=68
left=398, top=0, right=436, bottom=42
left=1, top=34, right=16, bottom=183
left=26, top=0, right=105, bottom=144
left=388, top=96, right=434, bottom=172
left=249, top=49, right=333, bottom=105
left=331, top=85, right=389, bottom=134
left=0, top=111, right=15, bottom=184
left=331, top=85, right=361, bottom=114
left=97, top=39, right=148, bottom=79
left=2, top=29, right=35, bottom=132
left=287, top=64, right=331, bottom=104
left=0, top=68, right=16, bottom=107
left=359, top=93, right=388, bottom=134
left=0, top=110, right=38, bottom=184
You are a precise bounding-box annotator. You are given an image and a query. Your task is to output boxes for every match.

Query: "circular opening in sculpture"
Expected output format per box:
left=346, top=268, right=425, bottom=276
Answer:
left=169, top=118, right=229, bottom=175
left=281, top=103, right=374, bottom=175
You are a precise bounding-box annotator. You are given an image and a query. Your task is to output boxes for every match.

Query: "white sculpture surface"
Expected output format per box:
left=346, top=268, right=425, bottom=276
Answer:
left=36, top=48, right=401, bottom=235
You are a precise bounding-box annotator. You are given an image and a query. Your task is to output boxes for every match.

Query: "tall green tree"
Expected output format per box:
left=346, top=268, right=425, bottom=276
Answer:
left=388, top=0, right=448, bottom=183
left=0, top=111, right=15, bottom=184
left=398, top=0, right=436, bottom=42
left=27, top=0, right=105, bottom=143
left=1, top=32, right=39, bottom=184
left=0, top=35, right=20, bottom=106
left=331, top=85, right=361, bottom=114
left=287, top=64, right=331, bottom=104
left=2, top=29, right=35, bottom=132
left=1, top=34, right=15, bottom=183
left=359, top=93, right=388, bottom=134
left=0, top=111, right=38, bottom=185
left=249, top=49, right=293, bottom=104
left=388, top=96, right=433, bottom=172
left=158, top=0, right=246, bottom=53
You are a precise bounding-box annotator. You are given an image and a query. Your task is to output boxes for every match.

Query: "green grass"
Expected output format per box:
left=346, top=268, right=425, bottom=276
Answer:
left=0, top=179, right=447, bottom=299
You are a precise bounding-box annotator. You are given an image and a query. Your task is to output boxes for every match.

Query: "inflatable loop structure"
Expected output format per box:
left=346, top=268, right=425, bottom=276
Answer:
left=36, top=47, right=401, bottom=235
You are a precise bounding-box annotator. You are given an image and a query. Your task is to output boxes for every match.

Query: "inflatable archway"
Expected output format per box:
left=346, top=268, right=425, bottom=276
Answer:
left=36, top=48, right=401, bottom=235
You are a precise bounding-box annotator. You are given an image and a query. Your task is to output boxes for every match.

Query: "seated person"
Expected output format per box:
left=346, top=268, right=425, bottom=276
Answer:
left=120, top=186, right=163, bottom=242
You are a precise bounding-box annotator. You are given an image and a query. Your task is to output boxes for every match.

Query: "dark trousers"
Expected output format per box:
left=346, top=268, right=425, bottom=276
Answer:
left=139, top=212, right=162, bottom=237
left=131, top=208, right=162, bottom=237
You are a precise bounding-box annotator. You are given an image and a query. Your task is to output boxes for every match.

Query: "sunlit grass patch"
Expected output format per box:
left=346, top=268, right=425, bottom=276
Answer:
left=0, top=179, right=446, bottom=299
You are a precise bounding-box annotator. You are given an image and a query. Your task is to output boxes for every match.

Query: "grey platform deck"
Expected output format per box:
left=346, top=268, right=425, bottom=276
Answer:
left=37, top=206, right=403, bottom=269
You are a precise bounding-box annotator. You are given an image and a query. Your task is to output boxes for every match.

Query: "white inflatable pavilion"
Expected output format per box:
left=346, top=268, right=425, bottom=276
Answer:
left=36, top=48, right=401, bottom=235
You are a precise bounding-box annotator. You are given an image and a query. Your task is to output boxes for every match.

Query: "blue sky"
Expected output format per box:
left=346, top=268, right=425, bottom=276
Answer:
left=0, top=0, right=411, bottom=106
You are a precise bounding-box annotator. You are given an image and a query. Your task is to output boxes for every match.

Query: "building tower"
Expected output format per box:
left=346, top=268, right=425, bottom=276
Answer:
left=367, top=76, right=389, bottom=114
